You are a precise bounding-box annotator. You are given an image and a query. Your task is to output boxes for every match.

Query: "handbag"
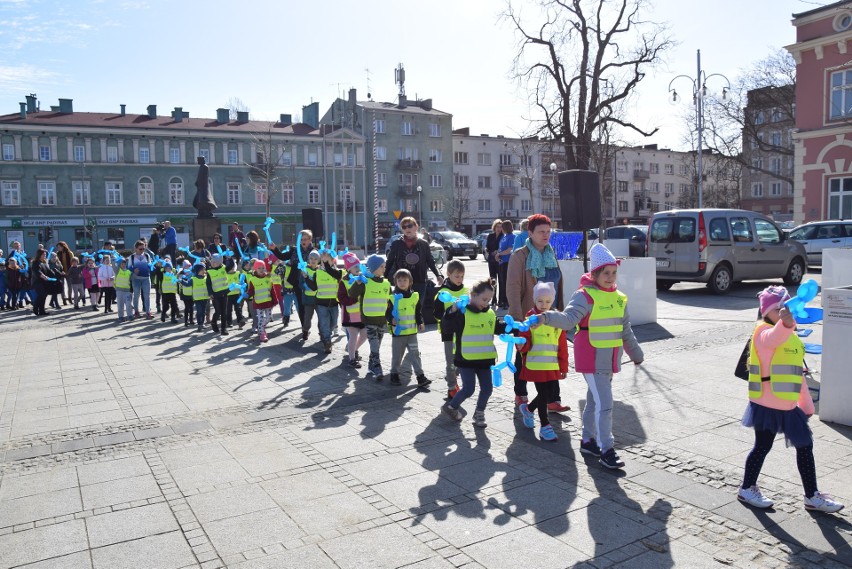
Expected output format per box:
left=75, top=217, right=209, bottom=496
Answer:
left=734, top=338, right=751, bottom=381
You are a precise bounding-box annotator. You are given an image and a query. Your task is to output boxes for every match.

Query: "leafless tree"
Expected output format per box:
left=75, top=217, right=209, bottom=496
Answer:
left=246, top=126, right=284, bottom=221
left=504, top=0, right=673, bottom=170
left=445, top=182, right=472, bottom=232
left=226, top=97, right=250, bottom=121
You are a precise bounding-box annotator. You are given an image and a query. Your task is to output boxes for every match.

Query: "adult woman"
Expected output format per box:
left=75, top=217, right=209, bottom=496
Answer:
left=130, top=240, right=153, bottom=318
left=506, top=214, right=568, bottom=411
left=275, top=229, right=314, bottom=328
left=485, top=219, right=503, bottom=306
left=191, top=239, right=211, bottom=261
left=55, top=241, right=74, bottom=305
left=207, top=233, right=225, bottom=255
left=385, top=217, right=444, bottom=303
left=496, top=220, right=514, bottom=309
left=30, top=249, right=52, bottom=316
left=228, top=222, right=245, bottom=250
left=245, top=231, right=262, bottom=259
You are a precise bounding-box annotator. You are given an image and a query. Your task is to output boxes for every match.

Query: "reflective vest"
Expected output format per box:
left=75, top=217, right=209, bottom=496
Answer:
left=207, top=266, right=229, bottom=293
left=226, top=271, right=240, bottom=296
left=161, top=274, right=177, bottom=294
left=435, top=285, right=469, bottom=331
left=748, top=323, right=804, bottom=401
left=249, top=275, right=272, bottom=304
left=526, top=323, right=561, bottom=370
left=362, top=278, right=390, bottom=317
left=344, top=280, right=362, bottom=318
left=191, top=276, right=210, bottom=301
left=282, top=264, right=293, bottom=291
left=584, top=287, right=626, bottom=348
left=302, top=268, right=317, bottom=298
left=271, top=269, right=282, bottom=286
left=393, top=292, right=419, bottom=336
left=315, top=268, right=339, bottom=300
left=115, top=268, right=131, bottom=291
left=460, top=310, right=497, bottom=360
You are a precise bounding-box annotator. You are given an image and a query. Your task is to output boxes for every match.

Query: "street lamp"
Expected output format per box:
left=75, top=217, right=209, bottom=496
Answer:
left=416, top=185, right=423, bottom=222
left=668, top=49, right=730, bottom=208
left=549, top=163, right=557, bottom=218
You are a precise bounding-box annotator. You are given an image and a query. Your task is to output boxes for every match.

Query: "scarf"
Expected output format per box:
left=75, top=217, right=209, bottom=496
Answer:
left=525, top=239, right=558, bottom=279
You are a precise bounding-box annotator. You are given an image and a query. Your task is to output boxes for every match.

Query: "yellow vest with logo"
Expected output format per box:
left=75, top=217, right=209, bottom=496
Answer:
left=271, top=270, right=282, bottom=286
left=747, top=323, right=804, bottom=401
left=393, top=292, right=419, bottom=336
left=460, top=309, right=497, bottom=360
left=362, top=278, right=390, bottom=317
left=435, top=285, right=469, bottom=332
left=207, top=266, right=229, bottom=293
left=584, top=288, right=626, bottom=348
left=282, top=264, right=293, bottom=291
left=161, top=274, right=177, bottom=294
left=248, top=274, right=272, bottom=304
left=344, top=280, right=361, bottom=318
left=315, top=268, right=339, bottom=300
left=191, top=276, right=210, bottom=301
left=526, top=323, right=561, bottom=370
left=115, top=268, right=131, bottom=291
left=226, top=271, right=240, bottom=296
left=302, top=268, right=317, bottom=298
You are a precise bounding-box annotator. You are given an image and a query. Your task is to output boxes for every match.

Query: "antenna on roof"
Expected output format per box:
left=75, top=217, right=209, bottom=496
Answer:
left=365, top=67, right=372, bottom=100
left=394, top=63, right=405, bottom=98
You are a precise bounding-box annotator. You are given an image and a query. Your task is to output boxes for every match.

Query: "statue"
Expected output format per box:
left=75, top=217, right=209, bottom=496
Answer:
left=193, top=156, right=218, bottom=218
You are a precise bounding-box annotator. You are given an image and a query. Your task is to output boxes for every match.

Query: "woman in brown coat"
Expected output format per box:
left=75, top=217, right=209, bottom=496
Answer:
left=56, top=241, right=74, bottom=305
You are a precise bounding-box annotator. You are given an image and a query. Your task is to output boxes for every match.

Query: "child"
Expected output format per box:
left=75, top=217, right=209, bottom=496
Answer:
left=82, top=257, right=100, bottom=311
left=440, top=279, right=503, bottom=428
left=178, top=260, right=194, bottom=327
left=340, top=252, right=367, bottom=367
left=207, top=253, right=230, bottom=336
left=352, top=255, right=391, bottom=381
left=517, top=282, right=569, bottom=442
left=5, top=257, right=22, bottom=309
left=308, top=250, right=342, bottom=353
left=0, top=260, right=7, bottom=311
left=386, top=268, right=430, bottom=388
left=276, top=259, right=296, bottom=328
left=433, top=259, right=468, bottom=399
left=736, top=286, right=844, bottom=513
left=299, top=250, right=321, bottom=342
left=536, top=243, right=643, bottom=469
left=114, top=257, right=133, bottom=322
left=150, top=257, right=163, bottom=315
left=225, top=258, right=245, bottom=328
left=191, top=264, right=210, bottom=332
left=97, top=255, right=116, bottom=313
left=47, top=252, right=64, bottom=309
left=247, top=259, right=276, bottom=343
left=66, top=257, right=85, bottom=309
left=160, top=262, right=180, bottom=323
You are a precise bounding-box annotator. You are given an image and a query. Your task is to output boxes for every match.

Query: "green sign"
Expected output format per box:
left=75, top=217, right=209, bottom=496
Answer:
left=11, top=219, right=21, bottom=228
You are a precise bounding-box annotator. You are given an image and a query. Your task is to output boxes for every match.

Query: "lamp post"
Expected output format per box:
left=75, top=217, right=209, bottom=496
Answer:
left=549, top=163, right=557, bottom=218
left=416, top=185, right=423, bottom=224
left=668, top=49, right=730, bottom=208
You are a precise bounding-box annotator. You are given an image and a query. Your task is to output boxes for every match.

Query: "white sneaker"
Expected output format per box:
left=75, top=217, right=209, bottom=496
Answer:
left=804, top=492, right=845, bottom=513
left=737, top=485, right=774, bottom=509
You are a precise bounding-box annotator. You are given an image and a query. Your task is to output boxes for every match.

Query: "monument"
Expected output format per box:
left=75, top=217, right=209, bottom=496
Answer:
left=192, top=156, right=220, bottom=242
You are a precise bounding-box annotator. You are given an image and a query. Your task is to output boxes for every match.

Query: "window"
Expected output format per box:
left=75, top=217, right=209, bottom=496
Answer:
left=520, top=155, right=532, bottom=167
left=282, top=184, right=294, bottom=204
left=107, top=228, right=125, bottom=250
left=770, top=132, right=782, bottom=146
left=478, top=176, right=492, bottom=189
left=770, top=107, right=783, bottom=122
left=679, top=183, right=689, bottom=194
left=830, top=70, right=852, bottom=120
left=107, top=146, right=118, bottom=163
left=521, top=177, right=532, bottom=190
left=2, top=144, right=13, bottom=161
left=73, top=181, right=90, bottom=206
left=398, top=147, right=418, bottom=161
left=500, top=198, right=514, bottom=211
left=1, top=180, right=20, bottom=205
left=454, top=151, right=468, bottom=165
left=401, top=121, right=413, bottom=136
left=650, top=163, right=659, bottom=174
left=105, top=181, right=123, bottom=205
left=499, top=154, right=512, bottom=166
left=678, top=164, right=688, bottom=176
left=376, top=172, right=387, bottom=187
left=308, top=183, right=321, bottom=205
left=169, top=178, right=184, bottom=204
left=280, top=150, right=292, bottom=166
left=770, top=182, right=782, bottom=196
left=500, top=175, right=513, bottom=189
left=454, top=174, right=469, bottom=189
left=375, top=146, right=387, bottom=161
left=429, top=174, right=442, bottom=188
left=650, top=182, right=660, bottom=193
left=664, top=164, right=674, bottom=175
left=769, top=157, right=782, bottom=175
left=39, top=181, right=56, bottom=205
left=429, top=200, right=443, bottom=213
left=633, top=161, right=644, bottom=170
left=170, top=147, right=180, bottom=164
left=429, top=123, right=440, bottom=137
left=455, top=199, right=470, bottom=212
left=196, top=148, right=208, bottom=163
left=73, top=145, right=85, bottom=162
left=227, top=182, right=241, bottom=205
left=754, top=110, right=765, bottom=124
left=39, top=145, right=51, bottom=161
left=376, top=199, right=388, bottom=213
left=398, top=173, right=418, bottom=187
left=754, top=219, right=781, bottom=244
left=752, top=157, right=763, bottom=169
left=828, top=176, right=852, bottom=219
left=477, top=199, right=491, bottom=212
left=477, top=152, right=491, bottom=166
left=617, top=160, right=628, bottom=172
left=138, top=147, right=150, bottom=164
left=650, top=217, right=695, bottom=243
left=255, top=183, right=268, bottom=205
left=618, top=181, right=628, bottom=192
left=308, top=150, right=318, bottom=166
left=340, top=184, right=353, bottom=203
left=333, top=152, right=343, bottom=166
left=138, top=178, right=153, bottom=205
left=347, top=152, right=355, bottom=167
left=374, top=119, right=386, bottom=134
left=521, top=199, right=531, bottom=212
left=752, top=182, right=763, bottom=197
left=228, top=149, right=238, bottom=164
left=428, top=149, right=442, bottom=163
left=618, top=201, right=628, bottom=212
left=707, top=218, right=730, bottom=242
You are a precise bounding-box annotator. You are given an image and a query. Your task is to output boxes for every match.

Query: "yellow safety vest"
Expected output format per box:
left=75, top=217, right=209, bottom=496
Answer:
left=271, top=270, right=282, bottom=286
left=435, top=285, right=469, bottom=332
left=393, top=292, right=419, bottom=336
left=315, top=268, right=339, bottom=300
left=303, top=268, right=317, bottom=298
left=344, top=280, right=361, bottom=318
left=115, top=268, right=131, bottom=291
left=161, top=274, right=177, bottom=294
left=248, top=274, right=272, bottom=304
left=526, top=323, right=561, bottom=370
left=460, top=310, right=497, bottom=360
left=362, top=278, right=390, bottom=317
left=282, top=264, right=293, bottom=291
left=207, top=266, right=229, bottom=293
left=226, top=271, right=240, bottom=296
left=584, top=287, right=626, bottom=348
left=747, top=323, right=804, bottom=401
left=191, top=276, right=210, bottom=301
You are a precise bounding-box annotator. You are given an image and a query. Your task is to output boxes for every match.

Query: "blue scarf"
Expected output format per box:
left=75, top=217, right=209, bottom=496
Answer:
left=525, top=239, right=558, bottom=279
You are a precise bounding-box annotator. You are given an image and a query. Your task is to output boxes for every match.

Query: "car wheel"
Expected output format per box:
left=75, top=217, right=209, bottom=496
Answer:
left=656, top=280, right=675, bottom=291
left=708, top=265, right=733, bottom=295
left=446, top=251, right=453, bottom=261
left=469, top=254, right=477, bottom=260
left=783, top=258, right=805, bottom=286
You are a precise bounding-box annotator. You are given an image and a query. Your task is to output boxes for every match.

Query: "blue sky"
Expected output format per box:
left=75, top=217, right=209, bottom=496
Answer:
left=0, top=0, right=822, bottom=150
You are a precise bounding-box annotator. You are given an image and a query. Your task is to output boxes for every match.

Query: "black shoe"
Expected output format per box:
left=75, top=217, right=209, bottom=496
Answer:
left=221, top=329, right=229, bottom=336
left=348, top=358, right=361, bottom=368
left=212, top=324, right=220, bottom=334
left=579, top=439, right=602, bottom=457
left=374, top=373, right=384, bottom=382
left=599, top=448, right=625, bottom=470
left=416, top=374, right=432, bottom=388
left=92, top=306, right=99, bottom=311
left=302, top=330, right=309, bottom=341
left=389, top=373, right=401, bottom=386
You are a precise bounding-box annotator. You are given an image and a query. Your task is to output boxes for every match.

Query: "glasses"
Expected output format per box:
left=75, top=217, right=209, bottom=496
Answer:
left=401, top=224, right=415, bottom=229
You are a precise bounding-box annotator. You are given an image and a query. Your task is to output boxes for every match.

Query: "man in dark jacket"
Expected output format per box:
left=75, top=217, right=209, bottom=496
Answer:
left=385, top=218, right=443, bottom=325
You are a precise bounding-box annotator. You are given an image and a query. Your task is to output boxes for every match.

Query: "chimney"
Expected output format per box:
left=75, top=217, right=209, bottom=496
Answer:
left=58, top=98, right=73, bottom=113
left=216, top=108, right=229, bottom=123
left=279, top=114, right=292, bottom=125
left=236, top=111, right=249, bottom=123
left=19, top=102, right=26, bottom=118
left=172, top=107, right=183, bottom=123
left=120, top=104, right=126, bottom=116
left=147, top=104, right=157, bottom=119
left=348, top=88, right=357, bottom=109
left=25, top=94, right=37, bottom=113
left=301, top=102, right=319, bottom=129
left=398, top=94, right=407, bottom=109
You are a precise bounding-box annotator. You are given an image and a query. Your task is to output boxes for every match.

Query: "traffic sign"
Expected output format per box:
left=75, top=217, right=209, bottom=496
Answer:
left=393, top=210, right=402, bottom=219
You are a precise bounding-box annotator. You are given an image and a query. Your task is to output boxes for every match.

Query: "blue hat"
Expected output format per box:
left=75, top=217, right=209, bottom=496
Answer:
left=366, top=254, right=385, bottom=274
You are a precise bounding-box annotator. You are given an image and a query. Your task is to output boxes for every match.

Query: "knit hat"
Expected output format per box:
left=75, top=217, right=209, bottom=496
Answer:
left=182, top=260, right=192, bottom=270
left=589, top=243, right=617, bottom=272
left=118, top=257, right=127, bottom=266
left=253, top=259, right=266, bottom=271
left=342, top=252, right=360, bottom=270
left=758, top=285, right=790, bottom=317
left=210, top=253, right=223, bottom=265
left=366, top=254, right=385, bottom=274
left=308, top=249, right=321, bottom=260
left=533, top=281, right=556, bottom=301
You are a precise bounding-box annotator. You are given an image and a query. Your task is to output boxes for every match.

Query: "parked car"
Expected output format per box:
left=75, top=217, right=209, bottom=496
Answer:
left=787, top=220, right=852, bottom=266
left=604, top=225, right=648, bottom=257
left=475, top=230, right=492, bottom=259
left=429, top=231, right=478, bottom=260
left=649, top=209, right=807, bottom=294
left=384, top=233, right=446, bottom=268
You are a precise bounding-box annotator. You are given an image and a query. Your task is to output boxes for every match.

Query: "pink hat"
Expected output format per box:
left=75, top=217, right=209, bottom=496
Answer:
left=589, top=243, right=618, bottom=272
left=342, top=252, right=360, bottom=270
left=758, top=285, right=790, bottom=317
left=253, top=259, right=266, bottom=271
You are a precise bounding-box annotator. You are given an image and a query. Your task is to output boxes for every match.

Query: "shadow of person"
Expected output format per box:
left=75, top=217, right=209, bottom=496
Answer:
left=753, top=509, right=852, bottom=567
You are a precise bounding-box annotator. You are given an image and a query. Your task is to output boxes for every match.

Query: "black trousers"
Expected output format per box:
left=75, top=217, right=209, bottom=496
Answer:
left=527, top=381, right=559, bottom=426
left=497, top=262, right=509, bottom=306
left=227, top=295, right=244, bottom=325
left=101, top=287, right=116, bottom=312
left=33, top=283, right=48, bottom=315
left=211, top=294, right=227, bottom=331
left=513, top=351, right=561, bottom=403
left=161, top=293, right=180, bottom=321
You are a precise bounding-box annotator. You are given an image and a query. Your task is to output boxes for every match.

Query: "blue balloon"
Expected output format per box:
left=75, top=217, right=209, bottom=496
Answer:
left=392, top=293, right=404, bottom=335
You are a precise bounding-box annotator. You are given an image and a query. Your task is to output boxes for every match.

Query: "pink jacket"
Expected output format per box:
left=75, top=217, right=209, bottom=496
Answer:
left=752, top=320, right=814, bottom=414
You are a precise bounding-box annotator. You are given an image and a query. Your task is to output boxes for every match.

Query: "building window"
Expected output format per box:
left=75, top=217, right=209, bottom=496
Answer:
left=376, top=199, right=388, bottom=213
left=454, top=151, right=468, bottom=165
left=769, top=157, right=782, bottom=175
left=255, top=183, right=268, bottom=205
left=650, top=163, right=659, bottom=174
left=332, top=151, right=343, bottom=167
left=139, top=147, right=150, bottom=164
left=347, top=152, right=355, bottom=167
left=199, top=148, right=210, bottom=163
left=830, top=70, right=852, bottom=120
left=374, top=119, right=386, bottom=134
left=752, top=157, right=763, bottom=169
left=521, top=199, right=531, bottom=212
left=73, top=181, right=90, bottom=206
left=308, top=150, right=318, bottom=166
left=228, top=149, right=238, bottom=164
left=618, top=181, right=628, bottom=192
left=39, top=145, right=51, bottom=162
left=430, top=174, right=442, bottom=188
left=428, top=149, right=442, bottom=163
left=500, top=175, right=513, bottom=189
left=170, top=147, right=180, bottom=164
left=770, top=132, right=782, bottom=146
left=74, top=145, right=85, bottom=162
left=429, top=200, right=443, bottom=213
left=478, top=176, right=492, bottom=189
left=39, top=181, right=56, bottom=205
left=664, top=182, right=674, bottom=195
left=664, top=164, right=674, bottom=175
left=521, top=177, right=532, bottom=190
left=678, top=164, right=688, bottom=176
left=679, top=183, right=689, bottom=194
left=2, top=144, right=14, bottom=161
left=477, top=152, right=491, bottom=166
left=752, top=182, right=763, bottom=197
left=282, top=184, right=294, bottom=204
left=429, top=123, right=440, bottom=137
left=227, top=182, right=241, bottom=205
left=754, top=110, right=765, bottom=124
left=499, top=153, right=512, bottom=166
left=398, top=147, right=418, bottom=161
left=828, top=176, right=852, bottom=219
left=650, top=182, right=660, bottom=193
left=375, top=146, right=387, bottom=161
left=169, top=178, right=184, bottom=204
left=500, top=198, right=515, bottom=211
left=617, top=160, right=628, bottom=172
left=377, top=172, right=387, bottom=187
left=339, top=184, right=353, bottom=205
left=308, top=184, right=321, bottom=205
left=107, top=228, right=125, bottom=250
left=520, top=155, right=532, bottom=167
left=280, top=150, right=292, bottom=166
left=477, top=199, right=491, bottom=212
left=401, top=121, right=413, bottom=136
left=618, top=200, right=628, bottom=212
left=1, top=180, right=20, bottom=205
left=454, top=174, right=469, bottom=189
left=105, top=181, right=123, bottom=205
left=107, top=146, right=118, bottom=163
left=138, top=178, right=153, bottom=205
left=770, top=182, right=782, bottom=196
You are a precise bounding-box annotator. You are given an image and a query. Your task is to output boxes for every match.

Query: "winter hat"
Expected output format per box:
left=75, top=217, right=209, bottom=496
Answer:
left=533, top=281, right=556, bottom=302
left=342, top=252, right=360, bottom=270
left=253, top=259, right=266, bottom=272
left=758, top=285, right=790, bottom=317
left=117, top=257, right=127, bottom=266
left=210, top=253, right=223, bottom=265
left=366, top=254, right=386, bottom=275
left=308, top=249, right=321, bottom=260
left=589, top=243, right=618, bottom=272
left=182, top=260, right=192, bottom=270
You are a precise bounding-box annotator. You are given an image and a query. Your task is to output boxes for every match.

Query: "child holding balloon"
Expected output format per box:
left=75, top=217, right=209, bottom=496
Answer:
left=247, top=259, right=276, bottom=343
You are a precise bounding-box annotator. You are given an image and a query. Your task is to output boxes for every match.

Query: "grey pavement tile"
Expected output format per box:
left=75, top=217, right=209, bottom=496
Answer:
left=0, top=519, right=88, bottom=568
left=669, top=482, right=737, bottom=512
left=92, top=431, right=135, bottom=447
left=133, top=426, right=175, bottom=440
left=90, top=531, right=196, bottom=569
left=394, top=559, right=456, bottom=569
left=463, top=525, right=588, bottom=569
left=262, top=469, right=348, bottom=508
left=0, top=467, right=78, bottom=500
left=672, top=430, right=749, bottom=461
left=204, top=507, right=302, bottom=556
left=232, top=448, right=313, bottom=477
left=712, top=500, right=790, bottom=531
left=361, top=422, right=443, bottom=447
left=133, top=401, right=191, bottom=418
left=319, top=524, right=434, bottom=569
left=772, top=515, right=852, bottom=563
left=51, top=438, right=95, bottom=454
left=81, top=473, right=161, bottom=510
left=230, top=544, right=338, bottom=569
left=159, top=443, right=232, bottom=470
left=68, top=410, right=126, bottom=429
left=4, top=445, right=54, bottom=461
left=284, top=491, right=383, bottom=534
left=486, top=479, right=588, bottom=526
left=85, top=503, right=180, bottom=548
left=77, top=455, right=151, bottom=486
left=630, top=468, right=693, bottom=495
left=170, top=420, right=212, bottom=435
left=221, top=431, right=291, bottom=456
left=66, top=400, right=122, bottom=416
left=341, top=453, right=425, bottom=486
left=403, top=440, right=486, bottom=471
left=611, top=538, right=728, bottom=568
left=16, top=551, right=93, bottom=569
left=437, top=456, right=526, bottom=493
left=371, top=471, right=466, bottom=512
left=418, top=498, right=528, bottom=548
left=170, top=459, right=250, bottom=492
left=286, top=421, right=361, bottom=443
left=538, top=501, right=657, bottom=557
left=0, top=487, right=82, bottom=528
left=187, top=485, right=279, bottom=524
left=308, top=433, right=388, bottom=461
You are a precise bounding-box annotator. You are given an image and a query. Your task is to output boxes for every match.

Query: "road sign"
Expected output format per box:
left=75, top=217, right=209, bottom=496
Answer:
left=393, top=210, right=402, bottom=220
left=393, top=221, right=400, bottom=231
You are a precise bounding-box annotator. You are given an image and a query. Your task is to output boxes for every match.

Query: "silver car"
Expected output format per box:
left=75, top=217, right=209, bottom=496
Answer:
left=649, top=209, right=807, bottom=294
left=788, top=220, right=852, bottom=266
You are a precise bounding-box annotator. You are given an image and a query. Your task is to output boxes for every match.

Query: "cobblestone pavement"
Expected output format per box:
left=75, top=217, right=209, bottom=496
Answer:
left=0, top=261, right=849, bottom=568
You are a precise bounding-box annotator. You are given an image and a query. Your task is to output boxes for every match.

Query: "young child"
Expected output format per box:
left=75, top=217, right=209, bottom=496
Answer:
left=386, top=269, right=430, bottom=388
left=276, top=258, right=296, bottom=328
left=160, top=262, right=180, bottom=323
left=66, top=257, right=85, bottom=309
left=736, top=286, right=844, bottom=513
left=82, top=257, right=99, bottom=311
left=225, top=258, right=245, bottom=328
left=114, top=257, right=134, bottom=322
left=517, top=282, right=570, bottom=442
left=0, top=260, right=7, bottom=311
left=433, top=259, right=468, bottom=399
left=351, top=254, right=391, bottom=381
left=247, top=259, right=276, bottom=343
left=340, top=252, right=367, bottom=367
left=150, top=257, right=163, bottom=315
left=4, top=257, right=22, bottom=310
left=536, top=243, right=643, bottom=469
left=191, top=264, right=210, bottom=332
left=178, top=260, right=194, bottom=327
left=207, top=253, right=230, bottom=336
left=97, top=255, right=116, bottom=313
left=440, top=279, right=503, bottom=428
left=47, top=252, right=64, bottom=310
left=299, top=250, right=321, bottom=342
left=308, top=250, right=342, bottom=353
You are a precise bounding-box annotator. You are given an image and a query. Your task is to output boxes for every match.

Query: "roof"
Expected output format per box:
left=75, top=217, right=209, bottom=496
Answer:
left=356, top=100, right=451, bottom=116
left=792, top=0, right=851, bottom=20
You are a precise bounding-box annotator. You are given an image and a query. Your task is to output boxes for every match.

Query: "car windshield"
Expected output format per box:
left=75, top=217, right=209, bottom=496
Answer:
left=442, top=232, right=469, bottom=240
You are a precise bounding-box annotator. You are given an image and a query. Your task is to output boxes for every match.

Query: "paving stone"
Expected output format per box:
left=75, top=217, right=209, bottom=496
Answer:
left=0, top=487, right=82, bottom=528
left=463, top=525, right=587, bottom=569
left=92, top=432, right=135, bottom=447
left=186, top=484, right=278, bottom=524
left=80, top=473, right=161, bottom=510
left=0, top=467, right=79, bottom=500
left=204, top=507, right=302, bottom=556
left=320, top=524, right=434, bottom=569
left=77, top=455, right=151, bottom=485
left=133, top=426, right=175, bottom=441
left=85, top=503, right=180, bottom=548
left=0, top=519, right=88, bottom=568
left=90, top=531, right=196, bottom=569
left=5, top=445, right=52, bottom=461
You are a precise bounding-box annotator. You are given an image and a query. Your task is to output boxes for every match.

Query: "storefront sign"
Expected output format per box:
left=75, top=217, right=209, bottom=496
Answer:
left=21, top=218, right=85, bottom=227
left=94, top=217, right=158, bottom=226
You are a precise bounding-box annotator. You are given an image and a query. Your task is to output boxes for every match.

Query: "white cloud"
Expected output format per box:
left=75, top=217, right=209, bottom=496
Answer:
left=0, top=64, right=61, bottom=91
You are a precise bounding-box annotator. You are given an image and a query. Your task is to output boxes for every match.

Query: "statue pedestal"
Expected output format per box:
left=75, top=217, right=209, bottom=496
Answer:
left=192, top=218, right=220, bottom=244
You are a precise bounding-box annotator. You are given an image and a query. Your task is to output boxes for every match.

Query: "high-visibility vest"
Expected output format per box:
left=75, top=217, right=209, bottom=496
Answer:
left=583, top=287, right=626, bottom=348
left=526, top=323, right=561, bottom=370
left=394, top=292, right=419, bottom=336
left=748, top=322, right=804, bottom=401
left=226, top=271, right=240, bottom=296
left=302, top=268, right=317, bottom=298
left=315, top=268, right=339, bottom=300
left=249, top=275, right=272, bottom=304
left=362, top=278, right=390, bottom=317
left=191, top=276, right=210, bottom=301
left=282, top=264, right=293, bottom=290
left=207, top=266, right=229, bottom=293
left=161, top=274, right=177, bottom=294
left=344, top=280, right=362, bottom=318
left=115, top=268, right=131, bottom=291
left=271, top=270, right=282, bottom=286
left=460, top=310, right=497, bottom=360
left=435, top=285, right=469, bottom=331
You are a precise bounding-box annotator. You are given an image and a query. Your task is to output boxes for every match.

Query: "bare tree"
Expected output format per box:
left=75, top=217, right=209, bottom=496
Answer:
left=445, top=182, right=472, bottom=232
left=246, top=126, right=283, bottom=221
left=504, top=0, right=673, bottom=170
left=226, top=97, right=250, bottom=121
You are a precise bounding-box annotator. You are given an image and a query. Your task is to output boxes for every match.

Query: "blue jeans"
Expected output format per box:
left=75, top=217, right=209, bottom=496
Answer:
left=315, top=304, right=338, bottom=342
left=450, top=367, right=493, bottom=412
left=194, top=299, right=209, bottom=328
left=280, top=290, right=295, bottom=317
left=132, top=275, right=151, bottom=313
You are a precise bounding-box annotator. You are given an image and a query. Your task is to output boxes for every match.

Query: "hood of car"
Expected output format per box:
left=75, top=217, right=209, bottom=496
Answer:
left=446, top=238, right=476, bottom=245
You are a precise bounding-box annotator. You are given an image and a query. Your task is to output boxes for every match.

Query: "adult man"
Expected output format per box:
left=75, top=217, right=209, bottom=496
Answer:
left=228, top=222, right=244, bottom=250
left=161, top=220, right=177, bottom=260
left=148, top=224, right=163, bottom=256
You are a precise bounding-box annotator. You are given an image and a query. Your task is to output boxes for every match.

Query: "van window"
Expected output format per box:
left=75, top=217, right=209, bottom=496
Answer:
left=650, top=218, right=696, bottom=243
left=790, top=226, right=816, bottom=240
left=730, top=217, right=753, bottom=242
left=754, top=219, right=781, bottom=244
left=708, top=218, right=730, bottom=242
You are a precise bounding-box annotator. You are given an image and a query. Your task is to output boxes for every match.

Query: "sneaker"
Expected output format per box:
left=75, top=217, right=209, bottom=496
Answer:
left=804, top=492, right=844, bottom=513
left=260, top=333, right=269, bottom=343
left=302, top=330, right=309, bottom=341
left=514, top=395, right=529, bottom=405
left=448, top=384, right=460, bottom=399
left=518, top=403, right=535, bottom=429
left=374, top=373, right=384, bottom=382
left=389, top=373, right=402, bottom=386
left=738, top=485, right=774, bottom=509
left=416, top=374, right=432, bottom=388
left=547, top=401, right=571, bottom=413
left=599, top=448, right=625, bottom=470
left=579, top=439, right=602, bottom=457
left=237, top=320, right=246, bottom=329
left=472, top=410, right=487, bottom=428
left=348, top=358, right=362, bottom=368
left=539, top=425, right=558, bottom=442
left=118, top=317, right=125, bottom=323
left=92, top=306, right=99, bottom=312
left=323, top=341, right=333, bottom=354
left=145, top=312, right=153, bottom=319
left=442, top=403, right=463, bottom=422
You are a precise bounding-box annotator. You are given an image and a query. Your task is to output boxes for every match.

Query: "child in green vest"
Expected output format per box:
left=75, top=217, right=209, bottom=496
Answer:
left=299, top=250, right=321, bottom=342
left=115, top=257, right=133, bottom=322
left=160, top=261, right=180, bottom=323
left=351, top=254, right=391, bottom=381
left=433, top=259, right=468, bottom=399
left=247, top=259, right=276, bottom=343
left=191, top=264, right=211, bottom=333
left=225, top=258, right=245, bottom=329
left=386, top=269, right=430, bottom=388
left=178, top=260, right=194, bottom=327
